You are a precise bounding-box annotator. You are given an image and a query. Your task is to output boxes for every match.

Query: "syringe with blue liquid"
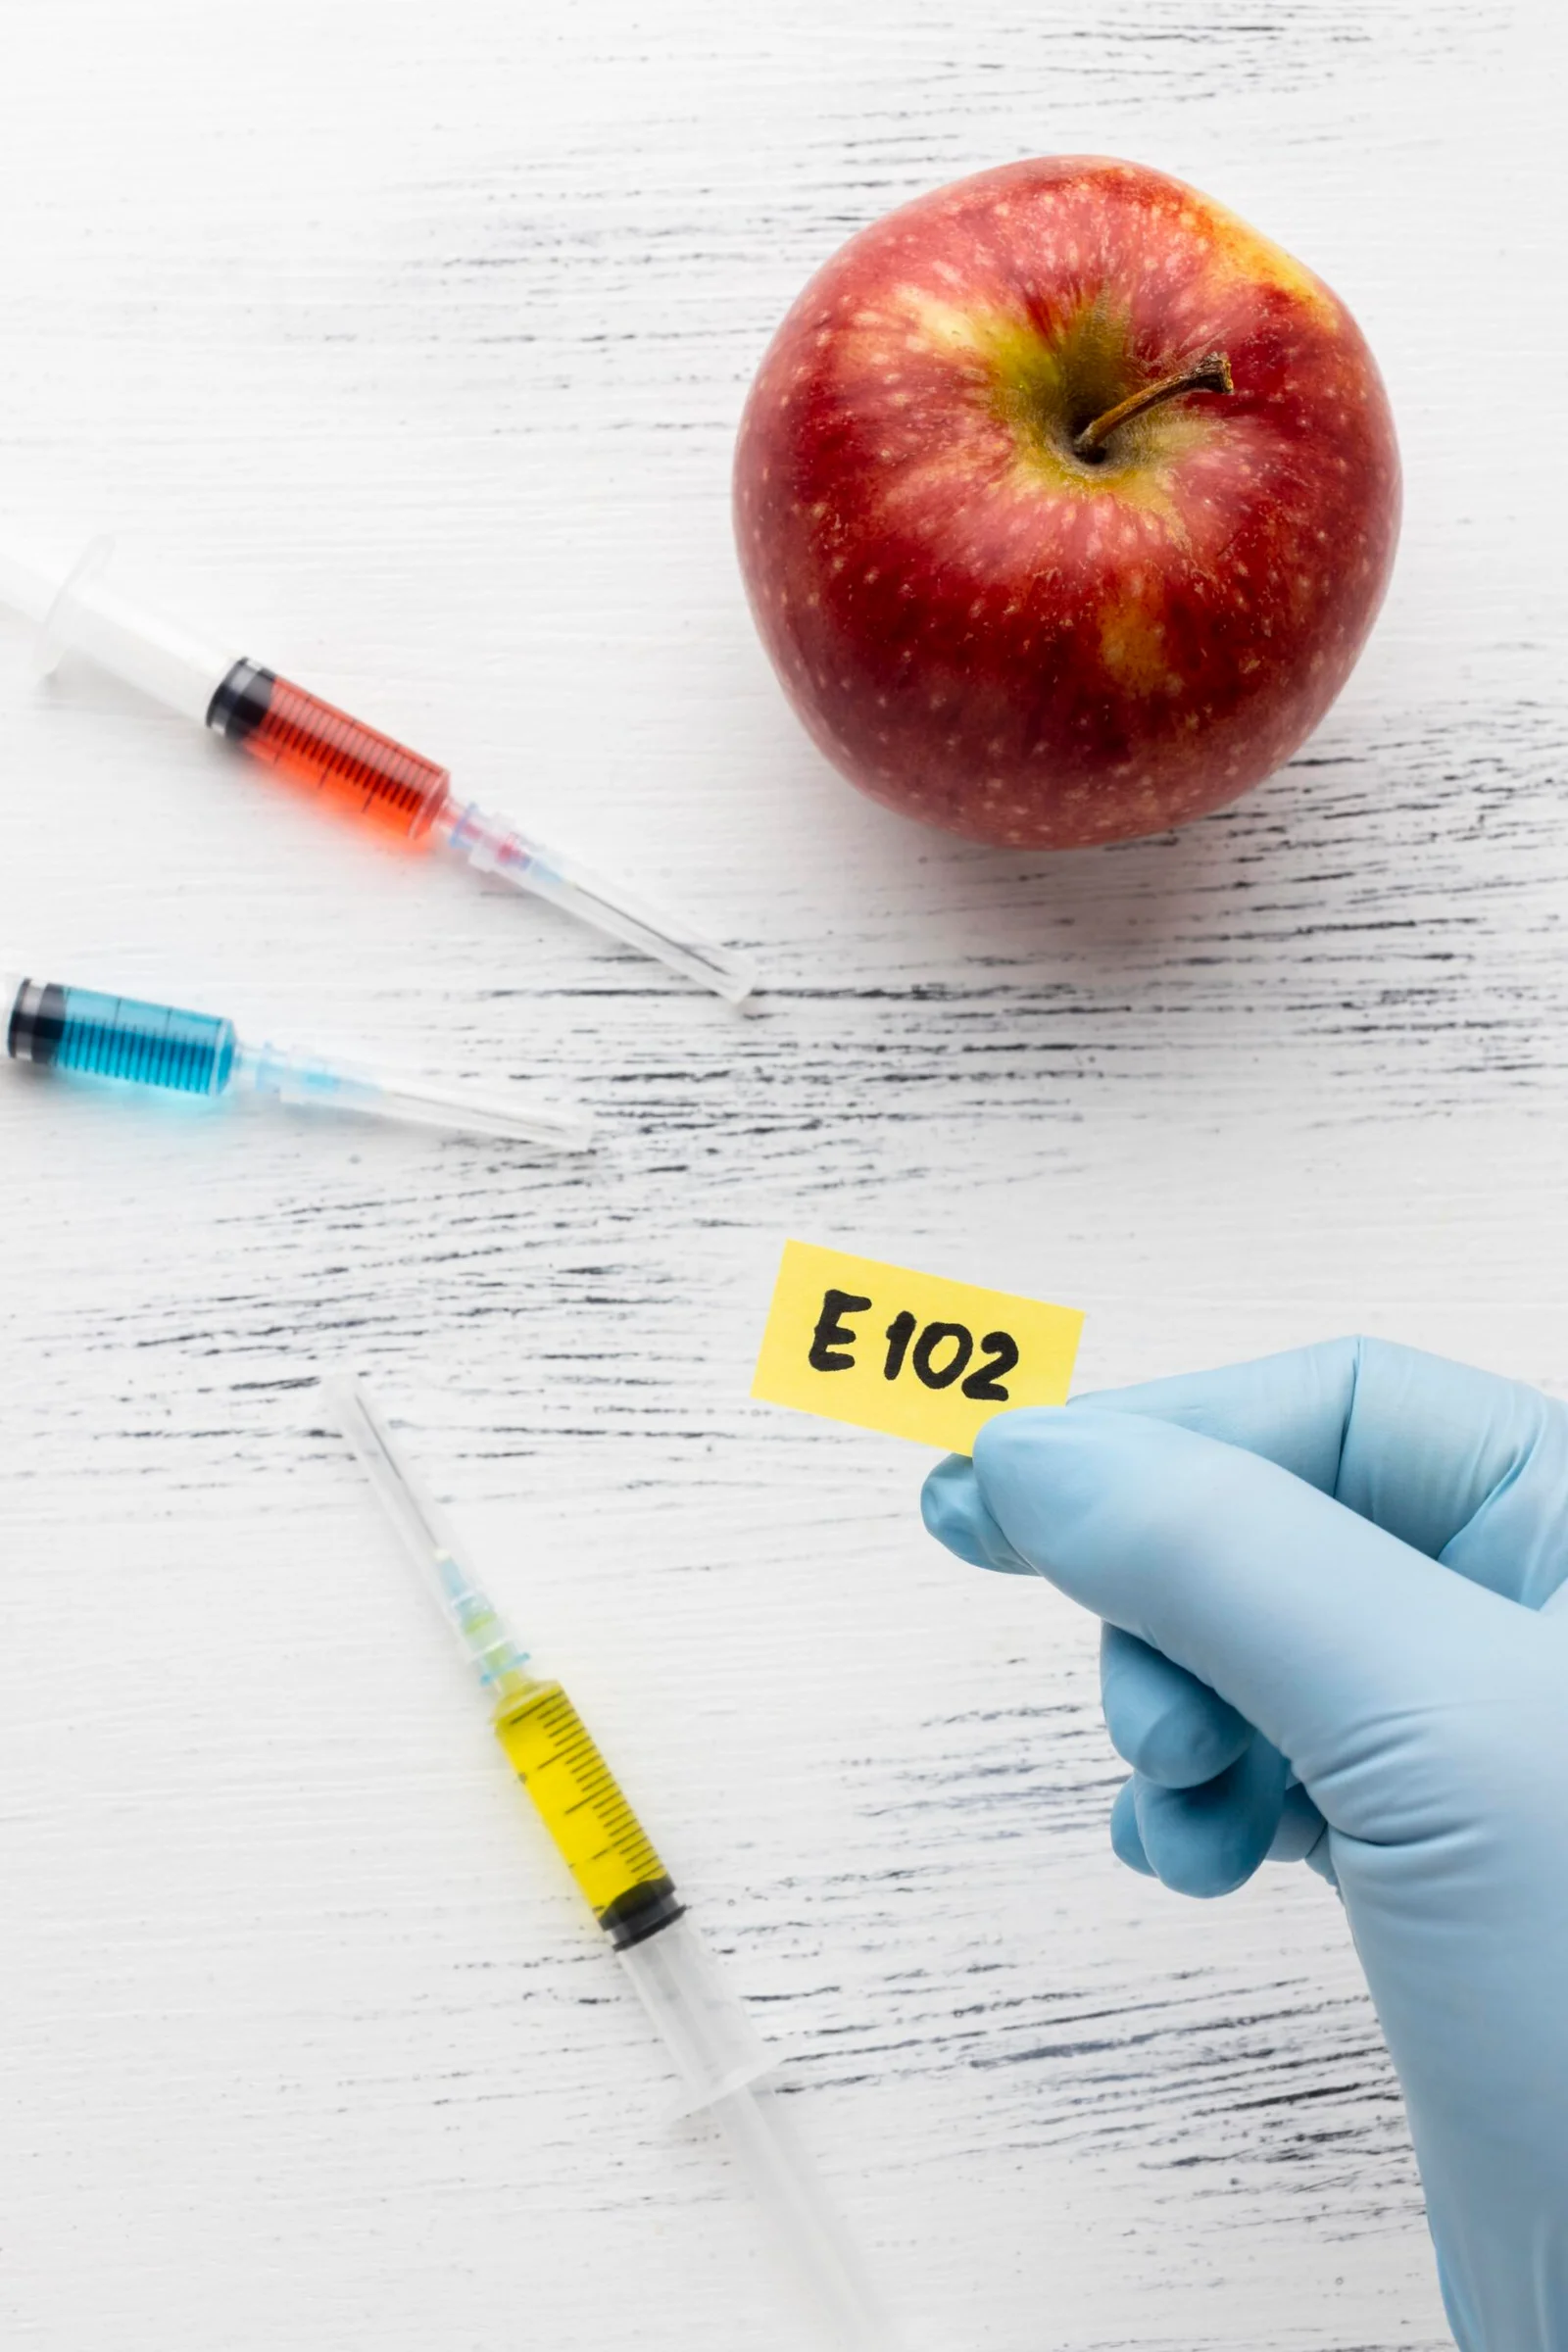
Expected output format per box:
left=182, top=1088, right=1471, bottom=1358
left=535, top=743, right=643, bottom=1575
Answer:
left=2, top=965, right=592, bottom=1150
left=0, top=531, right=756, bottom=1003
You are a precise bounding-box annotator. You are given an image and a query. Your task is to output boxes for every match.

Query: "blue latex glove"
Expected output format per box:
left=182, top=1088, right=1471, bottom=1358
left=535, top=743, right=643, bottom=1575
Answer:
left=921, top=1340, right=1568, bottom=2352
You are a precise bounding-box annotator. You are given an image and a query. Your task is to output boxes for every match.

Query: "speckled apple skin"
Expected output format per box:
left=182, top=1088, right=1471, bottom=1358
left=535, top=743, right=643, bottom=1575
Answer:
left=734, top=157, right=1400, bottom=849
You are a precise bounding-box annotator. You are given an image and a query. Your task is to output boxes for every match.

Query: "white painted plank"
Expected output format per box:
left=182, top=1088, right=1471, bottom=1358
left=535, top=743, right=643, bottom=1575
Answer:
left=1, top=3, right=1560, bottom=2346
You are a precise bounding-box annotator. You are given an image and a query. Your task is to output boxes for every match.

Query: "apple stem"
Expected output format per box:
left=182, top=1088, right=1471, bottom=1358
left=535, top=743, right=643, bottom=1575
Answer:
left=1073, top=350, right=1234, bottom=460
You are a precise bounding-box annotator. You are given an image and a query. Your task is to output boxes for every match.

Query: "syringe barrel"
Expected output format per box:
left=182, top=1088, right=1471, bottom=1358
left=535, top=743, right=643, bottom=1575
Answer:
left=616, top=1912, right=775, bottom=2115
left=493, top=1679, right=685, bottom=1946
left=208, top=662, right=451, bottom=839
left=492, top=1672, right=773, bottom=2104
left=35, top=540, right=240, bottom=724
left=5, top=976, right=236, bottom=1097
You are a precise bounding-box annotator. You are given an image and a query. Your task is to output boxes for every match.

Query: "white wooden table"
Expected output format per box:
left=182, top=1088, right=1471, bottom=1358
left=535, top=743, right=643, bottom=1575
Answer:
left=2, top=5, right=1561, bottom=2345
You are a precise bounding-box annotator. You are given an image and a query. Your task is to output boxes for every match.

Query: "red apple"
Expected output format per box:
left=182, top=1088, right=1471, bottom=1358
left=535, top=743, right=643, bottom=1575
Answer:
left=734, top=157, right=1399, bottom=849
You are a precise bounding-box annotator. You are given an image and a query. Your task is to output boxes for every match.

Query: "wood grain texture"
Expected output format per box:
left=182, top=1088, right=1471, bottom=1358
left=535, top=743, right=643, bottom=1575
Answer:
left=0, top=2, right=1562, bottom=2345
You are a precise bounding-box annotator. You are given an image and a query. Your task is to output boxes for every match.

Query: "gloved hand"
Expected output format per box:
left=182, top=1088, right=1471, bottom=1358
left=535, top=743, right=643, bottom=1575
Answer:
left=921, top=1340, right=1568, bottom=2352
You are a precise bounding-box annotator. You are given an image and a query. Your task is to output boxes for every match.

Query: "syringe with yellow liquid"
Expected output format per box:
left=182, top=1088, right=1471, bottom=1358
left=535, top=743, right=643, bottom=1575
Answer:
left=325, top=1373, right=895, bottom=2351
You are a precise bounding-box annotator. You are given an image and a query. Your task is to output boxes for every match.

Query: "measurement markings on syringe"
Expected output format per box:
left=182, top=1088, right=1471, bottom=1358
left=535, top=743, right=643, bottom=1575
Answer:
left=496, top=1684, right=670, bottom=1922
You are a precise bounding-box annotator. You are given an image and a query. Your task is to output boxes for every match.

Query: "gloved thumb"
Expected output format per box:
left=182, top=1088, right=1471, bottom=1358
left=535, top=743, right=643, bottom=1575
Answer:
left=963, top=1407, right=1524, bottom=1811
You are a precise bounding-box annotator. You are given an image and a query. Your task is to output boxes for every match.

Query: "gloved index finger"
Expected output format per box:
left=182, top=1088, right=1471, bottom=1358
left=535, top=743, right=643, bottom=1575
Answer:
left=1077, top=1338, right=1568, bottom=1610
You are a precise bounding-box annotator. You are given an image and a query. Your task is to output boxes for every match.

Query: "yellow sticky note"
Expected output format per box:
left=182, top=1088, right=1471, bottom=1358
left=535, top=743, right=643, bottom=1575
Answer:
left=752, top=1240, right=1084, bottom=1453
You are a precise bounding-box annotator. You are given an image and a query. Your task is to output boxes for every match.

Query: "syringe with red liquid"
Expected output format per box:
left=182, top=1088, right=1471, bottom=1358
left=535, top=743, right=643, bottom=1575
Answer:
left=0, top=533, right=756, bottom=1003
